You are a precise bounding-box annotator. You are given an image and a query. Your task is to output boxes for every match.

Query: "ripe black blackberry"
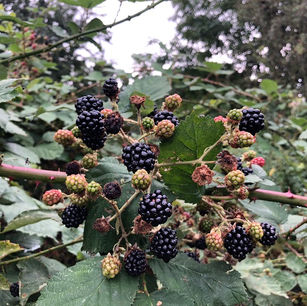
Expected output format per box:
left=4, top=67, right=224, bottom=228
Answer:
left=103, top=78, right=119, bottom=100
left=82, top=133, right=107, bottom=150
left=224, top=225, right=254, bottom=261
left=195, top=236, right=207, bottom=250
left=237, top=158, right=253, bottom=176
left=61, top=204, right=87, bottom=228
left=150, top=227, right=178, bottom=262
left=138, top=190, right=172, bottom=226
left=147, top=106, right=158, bottom=118
left=76, top=110, right=105, bottom=136
left=66, top=161, right=81, bottom=175
left=124, top=248, right=147, bottom=276
left=122, top=142, right=156, bottom=173
left=10, top=282, right=19, bottom=297
left=75, top=95, right=104, bottom=115
left=239, top=108, right=265, bottom=135
left=103, top=182, right=121, bottom=200
left=154, top=110, right=179, bottom=126
left=184, top=251, right=200, bottom=262
left=103, top=112, right=123, bottom=134
left=259, top=222, right=278, bottom=246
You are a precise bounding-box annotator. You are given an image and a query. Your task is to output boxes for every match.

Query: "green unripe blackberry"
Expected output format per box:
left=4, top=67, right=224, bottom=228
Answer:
left=246, top=222, right=264, bottom=240
left=81, top=153, right=98, bottom=169
left=155, top=119, right=175, bottom=138
left=142, top=117, right=155, bottom=131
left=199, top=217, right=214, bottom=233
left=71, top=126, right=82, bottom=138
left=205, top=228, right=223, bottom=251
left=227, top=109, right=243, bottom=123
left=225, top=170, right=245, bottom=189
left=87, top=181, right=102, bottom=198
left=70, top=192, right=89, bottom=206
left=65, top=174, right=87, bottom=193
left=131, top=169, right=151, bottom=190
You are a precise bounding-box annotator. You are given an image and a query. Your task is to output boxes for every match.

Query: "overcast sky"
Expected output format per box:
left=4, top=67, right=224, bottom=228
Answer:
left=93, top=0, right=176, bottom=72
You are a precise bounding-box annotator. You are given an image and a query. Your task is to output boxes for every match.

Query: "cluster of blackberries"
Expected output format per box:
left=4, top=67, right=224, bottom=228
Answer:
left=124, top=248, right=147, bottom=276
left=154, top=110, right=179, bottom=126
left=150, top=227, right=178, bottom=262
left=239, top=108, right=265, bottom=135
left=61, top=204, right=87, bottom=228
left=103, top=78, right=119, bottom=100
left=237, top=158, right=253, bottom=176
left=75, top=95, right=104, bottom=115
left=138, top=190, right=172, bottom=226
left=224, top=225, right=254, bottom=261
left=260, top=222, right=278, bottom=245
left=76, top=109, right=107, bottom=150
left=10, top=282, right=19, bottom=297
left=122, top=142, right=156, bottom=173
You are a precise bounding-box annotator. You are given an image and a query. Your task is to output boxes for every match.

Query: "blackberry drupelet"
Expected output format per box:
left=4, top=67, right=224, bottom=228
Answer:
left=224, top=225, right=254, bottom=261
left=122, top=142, right=156, bottom=173
left=150, top=227, right=178, bottom=262
left=10, top=282, right=19, bottom=297
left=103, top=78, right=119, bottom=100
left=75, top=95, right=104, bottom=115
left=239, top=108, right=265, bottom=135
left=103, top=112, right=123, bottom=134
left=259, top=222, right=278, bottom=246
left=138, top=190, right=172, bottom=226
left=184, top=251, right=200, bottom=262
left=124, top=248, right=147, bottom=276
left=66, top=161, right=81, bottom=175
left=103, top=182, right=121, bottom=200
left=154, top=110, right=179, bottom=126
left=237, top=158, right=253, bottom=176
left=61, top=204, right=87, bottom=228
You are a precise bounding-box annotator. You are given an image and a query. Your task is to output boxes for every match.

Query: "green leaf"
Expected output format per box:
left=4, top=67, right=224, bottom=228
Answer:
left=38, top=256, right=66, bottom=276
left=36, top=257, right=139, bottom=306
left=255, top=294, right=292, bottom=306
left=0, top=273, right=10, bottom=290
left=133, top=289, right=193, bottom=306
left=34, top=142, right=64, bottom=160
left=51, top=25, right=68, bottom=37
left=285, top=253, right=306, bottom=274
left=59, top=0, right=105, bottom=9
left=150, top=254, right=248, bottom=306
left=85, top=71, right=104, bottom=81
left=297, top=274, right=307, bottom=293
left=4, top=142, right=40, bottom=164
left=272, top=270, right=297, bottom=292
left=0, top=240, right=23, bottom=260
left=0, top=15, right=32, bottom=26
left=0, top=64, right=8, bottom=80
left=0, top=78, right=19, bottom=103
left=260, top=79, right=278, bottom=94
left=204, top=61, right=223, bottom=73
left=1, top=210, right=61, bottom=234
left=158, top=111, right=224, bottom=202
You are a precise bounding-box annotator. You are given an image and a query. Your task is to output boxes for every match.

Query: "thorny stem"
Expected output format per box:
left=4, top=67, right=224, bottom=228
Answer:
left=0, top=0, right=166, bottom=65
left=0, top=236, right=83, bottom=266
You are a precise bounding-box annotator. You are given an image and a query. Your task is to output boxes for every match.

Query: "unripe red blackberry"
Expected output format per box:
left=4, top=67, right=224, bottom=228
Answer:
left=259, top=223, right=278, bottom=246
left=227, top=109, right=243, bottom=123
left=103, top=78, right=119, bottom=100
left=75, top=95, right=104, bottom=115
left=66, top=161, right=81, bottom=175
left=71, top=126, right=82, bottom=138
left=81, top=153, right=98, bottom=169
left=124, top=247, right=147, bottom=276
left=122, top=142, right=156, bottom=173
left=154, top=119, right=175, bottom=138
left=245, top=222, right=264, bottom=240
left=205, top=228, right=223, bottom=251
left=225, top=170, right=245, bottom=189
left=103, top=111, right=123, bottom=134
left=101, top=253, right=121, bottom=279
left=199, top=217, right=214, bottom=233
left=54, top=129, right=75, bottom=146
left=142, top=117, right=155, bottom=131
left=101, top=108, right=113, bottom=117
left=70, top=192, right=89, bottom=206
left=87, top=181, right=102, bottom=198
left=65, top=174, right=87, bottom=193
left=154, top=110, right=179, bottom=126
left=250, top=157, right=266, bottom=167
left=61, top=204, right=87, bottom=228
left=103, top=181, right=121, bottom=200
left=131, top=169, right=151, bottom=190
left=232, top=186, right=249, bottom=200
left=42, top=189, right=63, bottom=206
left=224, top=224, right=255, bottom=261
left=138, top=189, right=172, bottom=226
left=239, top=108, right=265, bottom=135
left=150, top=227, right=178, bottom=262
left=164, top=94, right=182, bottom=111
left=10, top=282, right=19, bottom=297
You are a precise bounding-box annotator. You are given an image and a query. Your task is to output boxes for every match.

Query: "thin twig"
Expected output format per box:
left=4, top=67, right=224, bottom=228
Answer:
left=284, top=218, right=307, bottom=239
